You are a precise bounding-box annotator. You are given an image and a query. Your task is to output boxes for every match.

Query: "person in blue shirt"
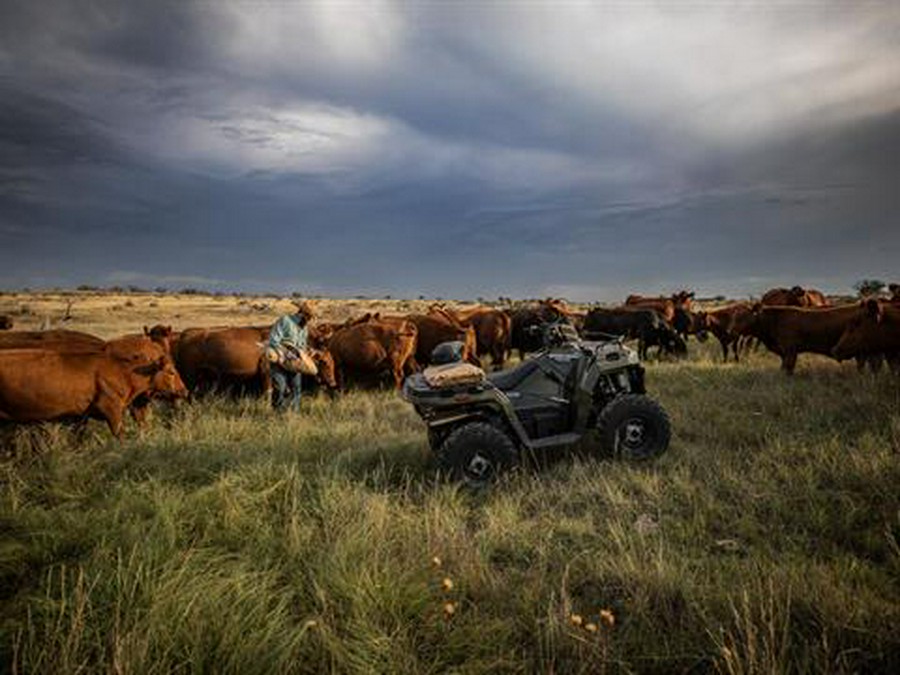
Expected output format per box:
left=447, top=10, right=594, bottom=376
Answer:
left=269, top=300, right=314, bottom=411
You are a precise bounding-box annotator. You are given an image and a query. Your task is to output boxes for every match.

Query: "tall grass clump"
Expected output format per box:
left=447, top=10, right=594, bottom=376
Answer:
left=2, top=346, right=900, bottom=673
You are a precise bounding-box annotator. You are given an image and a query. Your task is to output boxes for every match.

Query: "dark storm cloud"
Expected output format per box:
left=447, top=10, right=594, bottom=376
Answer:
left=1, top=1, right=898, bottom=298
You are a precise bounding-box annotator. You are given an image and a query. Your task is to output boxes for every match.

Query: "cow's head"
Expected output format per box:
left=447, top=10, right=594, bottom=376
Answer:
left=788, top=286, right=806, bottom=302
left=137, top=355, right=189, bottom=400
left=309, top=323, right=336, bottom=348
left=144, top=324, right=176, bottom=354
left=539, top=298, right=570, bottom=322
left=832, top=299, right=883, bottom=361
left=731, top=303, right=762, bottom=337
left=311, top=348, right=338, bottom=392
left=671, top=290, right=695, bottom=310
left=694, top=310, right=710, bottom=331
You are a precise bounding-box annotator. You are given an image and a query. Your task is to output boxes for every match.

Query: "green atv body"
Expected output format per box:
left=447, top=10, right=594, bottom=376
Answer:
left=402, top=323, right=671, bottom=486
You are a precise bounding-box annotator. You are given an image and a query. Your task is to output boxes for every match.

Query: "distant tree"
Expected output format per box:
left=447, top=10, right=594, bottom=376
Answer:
left=154, top=286, right=168, bottom=294
left=854, top=279, right=885, bottom=297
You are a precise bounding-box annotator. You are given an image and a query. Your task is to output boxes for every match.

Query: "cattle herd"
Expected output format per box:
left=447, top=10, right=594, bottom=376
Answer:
left=0, top=283, right=898, bottom=441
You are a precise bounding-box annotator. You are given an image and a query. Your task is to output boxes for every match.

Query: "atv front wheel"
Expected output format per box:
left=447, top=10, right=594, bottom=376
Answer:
left=437, top=421, right=519, bottom=488
left=597, top=394, right=671, bottom=461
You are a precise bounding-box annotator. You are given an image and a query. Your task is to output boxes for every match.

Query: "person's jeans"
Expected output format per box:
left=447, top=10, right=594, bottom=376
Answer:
left=271, top=365, right=302, bottom=412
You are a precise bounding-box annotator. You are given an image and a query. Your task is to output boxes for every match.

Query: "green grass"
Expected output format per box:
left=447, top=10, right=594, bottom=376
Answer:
left=2, top=344, right=900, bottom=673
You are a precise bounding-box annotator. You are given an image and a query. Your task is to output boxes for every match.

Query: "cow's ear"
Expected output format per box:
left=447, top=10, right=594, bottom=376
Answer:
left=143, top=325, right=150, bottom=335
left=751, top=302, right=762, bottom=314
left=164, top=325, right=173, bottom=336
left=865, top=298, right=884, bottom=322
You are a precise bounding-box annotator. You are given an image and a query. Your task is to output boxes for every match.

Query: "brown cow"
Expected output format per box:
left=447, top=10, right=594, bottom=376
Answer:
left=889, top=284, right=900, bottom=303
left=0, top=330, right=184, bottom=425
left=327, top=318, right=418, bottom=389
left=174, top=326, right=335, bottom=396
left=0, top=348, right=187, bottom=438
left=174, top=326, right=271, bottom=395
left=696, top=303, right=753, bottom=362
left=405, top=313, right=480, bottom=367
left=429, top=305, right=511, bottom=368
left=760, top=286, right=830, bottom=308
left=832, top=299, right=900, bottom=372
left=732, top=303, right=866, bottom=374
left=0, top=316, right=12, bottom=330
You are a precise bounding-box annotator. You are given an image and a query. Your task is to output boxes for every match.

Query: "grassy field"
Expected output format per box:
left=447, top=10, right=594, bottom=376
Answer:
left=1, top=293, right=899, bottom=673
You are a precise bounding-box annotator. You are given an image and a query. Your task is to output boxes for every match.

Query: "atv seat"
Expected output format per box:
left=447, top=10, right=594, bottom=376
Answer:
left=486, top=359, right=541, bottom=391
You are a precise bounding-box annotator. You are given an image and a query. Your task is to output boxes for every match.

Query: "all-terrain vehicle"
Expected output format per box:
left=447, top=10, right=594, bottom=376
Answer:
left=402, top=322, right=671, bottom=487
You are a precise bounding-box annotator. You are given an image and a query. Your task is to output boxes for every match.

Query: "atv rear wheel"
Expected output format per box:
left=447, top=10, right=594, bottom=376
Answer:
left=597, top=394, right=671, bottom=461
left=437, top=421, right=519, bottom=488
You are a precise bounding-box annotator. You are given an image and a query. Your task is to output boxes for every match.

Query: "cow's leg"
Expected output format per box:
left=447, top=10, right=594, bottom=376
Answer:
left=130, top=401, right=152, bottom=426
left=887, top=353, right=900, bottom=374
left=718, top=337, right=729, bottom=363
left=94, top=395, right=126, bottom=440
left=865, top=354, right=884, bottom=374
left=781, top=351, right=797, bottom=375
left=492, top=346, right=505, bottom=370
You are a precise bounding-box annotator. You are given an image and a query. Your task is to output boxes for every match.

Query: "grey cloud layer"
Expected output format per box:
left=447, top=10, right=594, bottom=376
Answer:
left=1, top=1, right=898, bottom=299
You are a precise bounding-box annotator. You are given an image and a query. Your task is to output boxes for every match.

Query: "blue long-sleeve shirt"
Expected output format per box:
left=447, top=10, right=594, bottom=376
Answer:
left=269, top=315, right=308, bottom=353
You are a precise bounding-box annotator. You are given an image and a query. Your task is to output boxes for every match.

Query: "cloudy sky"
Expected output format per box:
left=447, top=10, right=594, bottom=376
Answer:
left=1, top=1, right=898, bottom=300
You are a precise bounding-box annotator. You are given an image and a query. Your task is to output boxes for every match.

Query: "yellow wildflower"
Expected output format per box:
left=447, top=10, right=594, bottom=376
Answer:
left=441, top=577, right=454, bottom=592
left=599, top=609, right=615, bottom=627
left=569, top=613, right=583, bottom=627
left=585, top=622, right=599, bottom=633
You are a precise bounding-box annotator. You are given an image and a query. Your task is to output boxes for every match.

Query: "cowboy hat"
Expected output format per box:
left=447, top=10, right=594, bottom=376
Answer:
left=292, top=299, right=316, bottom=319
